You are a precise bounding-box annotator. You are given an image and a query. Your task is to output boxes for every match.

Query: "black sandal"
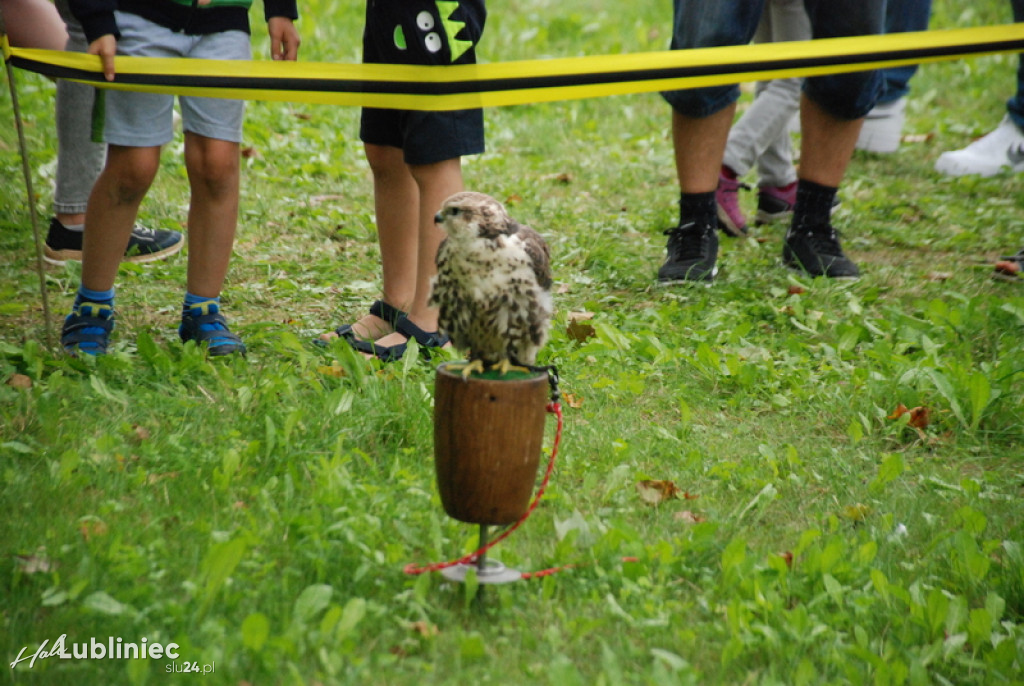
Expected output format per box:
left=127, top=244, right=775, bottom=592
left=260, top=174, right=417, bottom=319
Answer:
left=315, top=300, right=406, bottom=347
left=351, top=315, right=450, bottom=362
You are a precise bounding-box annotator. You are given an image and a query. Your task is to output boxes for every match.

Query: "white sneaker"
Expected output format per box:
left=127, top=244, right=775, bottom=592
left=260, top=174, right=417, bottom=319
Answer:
left=856, top=97, right=907, bottom=153
left=934, top=116, right=1024, bottom=177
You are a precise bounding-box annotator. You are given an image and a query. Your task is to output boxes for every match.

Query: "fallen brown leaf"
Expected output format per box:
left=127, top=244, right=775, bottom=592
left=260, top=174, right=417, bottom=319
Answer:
left=889, top=404, right=929, bottom=428
left=673, top=510, right=706, bottom=524
left=888, top=403, right=909, bottom=419
left=907, top=406, right=930, bottom=429
left=563, top=393, right=584, bottom=409
left=566, top=311, right=596, bottom=343
left=542, top=172, right=573, bottom=184
left=637, top=479, right=681, bottom=505
left=6, top=374, right=32, bottom=389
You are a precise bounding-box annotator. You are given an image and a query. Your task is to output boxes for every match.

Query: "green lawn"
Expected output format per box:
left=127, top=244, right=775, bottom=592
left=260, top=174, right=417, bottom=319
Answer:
left=2, top=1, right=1023, bottom=684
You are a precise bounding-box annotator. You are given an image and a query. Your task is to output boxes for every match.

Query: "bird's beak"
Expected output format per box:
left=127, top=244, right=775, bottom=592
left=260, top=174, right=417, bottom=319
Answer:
left=433, top=212, right=444, bottom=224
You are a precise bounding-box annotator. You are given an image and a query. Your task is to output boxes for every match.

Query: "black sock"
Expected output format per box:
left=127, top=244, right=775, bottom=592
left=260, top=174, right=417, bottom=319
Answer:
left=792, top=179, right=838, bottom=229
left=678, top=191, right=717, bottom=227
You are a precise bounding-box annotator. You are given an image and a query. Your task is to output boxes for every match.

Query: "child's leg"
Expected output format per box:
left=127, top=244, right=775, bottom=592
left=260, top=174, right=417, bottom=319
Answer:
left=318, top=143, right=420, bottom=344
left=80, top=144, right=162, bottom=292
left=62, top=144, right=158, bottom=355
left=183, top=131, right=241, bottom=298
left=176, top=131, right=246, bottom=356
left=173, top=28, right=249, bottom=356
left=2, top=0, right=67, bottom=49
left=369, top=156, right=463, bottom=350
left=53, top=13, right=103, bottom=228
left=369, top=144, right=418, bottom=317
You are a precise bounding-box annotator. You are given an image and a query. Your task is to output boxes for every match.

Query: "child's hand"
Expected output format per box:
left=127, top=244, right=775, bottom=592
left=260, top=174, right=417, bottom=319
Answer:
left=268, top=18, right=300, bottom=61
left=88, top=34, right=118, bottom=81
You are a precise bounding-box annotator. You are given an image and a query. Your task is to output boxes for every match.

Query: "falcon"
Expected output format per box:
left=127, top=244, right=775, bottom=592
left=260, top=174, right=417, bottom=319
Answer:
left=430, top=191, right=553, bottom=377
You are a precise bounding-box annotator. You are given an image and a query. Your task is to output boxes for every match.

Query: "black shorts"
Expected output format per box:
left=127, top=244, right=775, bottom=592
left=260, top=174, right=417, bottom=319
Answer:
left=359, top=0, right=486, bottom=165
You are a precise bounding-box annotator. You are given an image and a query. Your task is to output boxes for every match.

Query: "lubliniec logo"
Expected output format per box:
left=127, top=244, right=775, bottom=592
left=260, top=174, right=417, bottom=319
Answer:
left=10, top=635, right=214, bottom=674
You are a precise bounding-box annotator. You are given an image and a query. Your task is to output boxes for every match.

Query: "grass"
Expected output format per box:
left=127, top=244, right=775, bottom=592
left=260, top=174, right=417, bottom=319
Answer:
left=2, top=0, right=1024, bottom=683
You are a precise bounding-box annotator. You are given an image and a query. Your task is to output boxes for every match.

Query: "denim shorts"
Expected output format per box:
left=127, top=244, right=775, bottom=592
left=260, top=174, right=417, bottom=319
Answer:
left=662, top=0, right=885, bottom=120
left=100, top=11, right=250, bottom=147
left=359, top=0, right=486, bottom=165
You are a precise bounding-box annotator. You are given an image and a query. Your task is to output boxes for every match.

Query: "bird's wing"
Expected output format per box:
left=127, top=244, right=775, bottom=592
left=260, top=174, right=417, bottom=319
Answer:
left=516, top=223, right=552, bottom=290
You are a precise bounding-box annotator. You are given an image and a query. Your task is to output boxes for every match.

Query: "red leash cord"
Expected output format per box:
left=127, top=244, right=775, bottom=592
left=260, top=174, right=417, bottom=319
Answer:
left=403, top=399, right=564, bottom=576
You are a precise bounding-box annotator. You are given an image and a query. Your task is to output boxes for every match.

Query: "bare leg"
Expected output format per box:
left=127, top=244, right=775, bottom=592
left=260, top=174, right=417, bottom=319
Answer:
left=319, top=143, right=419, bottom=343
left=370, top=156, right=463, bottom=350
left=672, top=106, right=736, bottom=194
left=80, top=145, right=160, bottom=292
left=182, top=131, right=240, bottom=298
left=372, top=146, right=422, bottom=314
left=2, top=0, right=67, bottom=49
left=797, top=94, right=864, bottom=187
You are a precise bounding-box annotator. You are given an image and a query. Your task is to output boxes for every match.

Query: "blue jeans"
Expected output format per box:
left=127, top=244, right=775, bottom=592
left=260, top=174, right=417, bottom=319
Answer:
left=663, top=0, right=885, bottom=120
left=878, top=0, right=933, bottom=104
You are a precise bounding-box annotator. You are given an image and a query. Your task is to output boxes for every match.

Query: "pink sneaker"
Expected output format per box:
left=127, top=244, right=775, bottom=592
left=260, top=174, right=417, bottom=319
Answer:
left=754, top=182, right=797, bottom=227
left=716, top=169, right=749, bottom=237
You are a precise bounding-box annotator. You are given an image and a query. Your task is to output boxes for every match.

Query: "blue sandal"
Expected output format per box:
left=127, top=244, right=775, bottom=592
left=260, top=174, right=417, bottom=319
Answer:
left=315, top=299, right=407, bottom=348
left=61, top=302, right=115, bottom=356
left=351, top=315, right=450, bottom=362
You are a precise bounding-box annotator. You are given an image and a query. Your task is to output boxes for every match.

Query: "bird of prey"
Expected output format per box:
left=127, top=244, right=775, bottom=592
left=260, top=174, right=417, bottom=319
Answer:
left=430, top=191, right=553, bottom=377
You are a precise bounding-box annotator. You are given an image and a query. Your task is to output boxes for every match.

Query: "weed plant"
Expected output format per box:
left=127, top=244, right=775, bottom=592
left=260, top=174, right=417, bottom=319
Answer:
left=1, top=0, right=1023, bottom=684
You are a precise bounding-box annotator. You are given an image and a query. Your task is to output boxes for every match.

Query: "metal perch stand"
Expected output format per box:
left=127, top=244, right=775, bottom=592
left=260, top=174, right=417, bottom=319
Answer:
left=432, top=363, right=550, bottom=586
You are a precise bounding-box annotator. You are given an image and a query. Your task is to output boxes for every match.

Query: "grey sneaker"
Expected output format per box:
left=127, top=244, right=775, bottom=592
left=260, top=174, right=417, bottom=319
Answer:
left=783, top=224, right=859, bottom=279
left=657, top=221, right=719, bottom=283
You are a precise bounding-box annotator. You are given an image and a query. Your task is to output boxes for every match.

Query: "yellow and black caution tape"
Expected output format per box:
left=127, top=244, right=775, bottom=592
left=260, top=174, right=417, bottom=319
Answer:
left=3, top=24, right=1024, bottom=110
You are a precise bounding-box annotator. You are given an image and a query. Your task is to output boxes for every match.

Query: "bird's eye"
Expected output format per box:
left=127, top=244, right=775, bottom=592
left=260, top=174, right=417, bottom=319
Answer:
left=449, top=208, right=460, bottom=216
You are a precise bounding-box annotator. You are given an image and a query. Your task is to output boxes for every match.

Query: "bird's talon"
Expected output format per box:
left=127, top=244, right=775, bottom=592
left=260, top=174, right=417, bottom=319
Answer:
left=446, top=360, right=485, bottom=379
left=490, top=359, right=531, bottom=376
